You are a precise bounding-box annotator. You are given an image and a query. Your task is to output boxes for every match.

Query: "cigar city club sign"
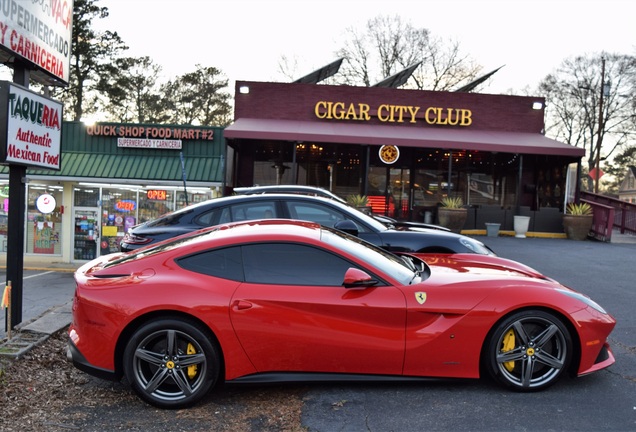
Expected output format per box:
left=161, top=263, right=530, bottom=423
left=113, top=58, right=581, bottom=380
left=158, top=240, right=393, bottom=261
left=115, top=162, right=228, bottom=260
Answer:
left=0, top=81, right=62, bottom=170
left=314, top=100, right=473, bottom=126
left=313, top=100, right=476, bottom=165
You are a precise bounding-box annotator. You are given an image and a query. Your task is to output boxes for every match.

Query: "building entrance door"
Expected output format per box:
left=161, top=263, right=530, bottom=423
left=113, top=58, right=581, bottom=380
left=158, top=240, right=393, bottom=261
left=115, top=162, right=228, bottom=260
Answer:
left=73, top=207, right=100, bottom=261
left=367, top=167, right=411, bottom=219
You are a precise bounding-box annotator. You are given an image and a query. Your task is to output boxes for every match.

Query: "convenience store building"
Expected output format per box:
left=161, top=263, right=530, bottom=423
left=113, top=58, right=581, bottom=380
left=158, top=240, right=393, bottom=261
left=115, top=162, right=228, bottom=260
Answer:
left=0, top=121, right=224, bottom=264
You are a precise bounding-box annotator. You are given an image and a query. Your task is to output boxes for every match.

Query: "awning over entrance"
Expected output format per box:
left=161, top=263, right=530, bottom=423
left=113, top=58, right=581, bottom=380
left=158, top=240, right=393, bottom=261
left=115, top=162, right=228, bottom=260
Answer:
left=224, top=118, right=584, bottom=157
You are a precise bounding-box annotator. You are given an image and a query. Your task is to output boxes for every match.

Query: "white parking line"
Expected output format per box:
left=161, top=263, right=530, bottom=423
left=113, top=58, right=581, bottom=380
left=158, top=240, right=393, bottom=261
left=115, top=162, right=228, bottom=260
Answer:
left=23, top=271, right=54, bottom=279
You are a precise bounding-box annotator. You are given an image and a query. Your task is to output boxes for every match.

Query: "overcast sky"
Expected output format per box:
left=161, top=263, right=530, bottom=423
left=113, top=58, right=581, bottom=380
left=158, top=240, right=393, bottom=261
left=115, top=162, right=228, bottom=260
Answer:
left=97, top=0, right=634, bottom=94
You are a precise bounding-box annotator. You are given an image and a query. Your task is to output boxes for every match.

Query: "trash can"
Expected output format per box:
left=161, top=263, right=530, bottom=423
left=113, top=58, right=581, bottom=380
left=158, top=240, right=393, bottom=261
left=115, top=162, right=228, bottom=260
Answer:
left=485, top=223, right=500, bottom=237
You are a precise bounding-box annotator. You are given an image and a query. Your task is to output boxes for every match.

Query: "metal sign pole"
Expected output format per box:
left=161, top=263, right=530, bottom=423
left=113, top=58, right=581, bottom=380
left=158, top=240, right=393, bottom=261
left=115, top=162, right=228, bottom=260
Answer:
left=4, top=64, right=29, bottom=331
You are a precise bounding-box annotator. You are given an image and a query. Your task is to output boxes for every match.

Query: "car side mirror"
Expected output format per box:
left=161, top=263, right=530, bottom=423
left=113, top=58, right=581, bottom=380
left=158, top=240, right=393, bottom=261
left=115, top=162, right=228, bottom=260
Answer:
left=334, top=220, right=359, bottom=236
left=343, top=268, right=378, bottom=288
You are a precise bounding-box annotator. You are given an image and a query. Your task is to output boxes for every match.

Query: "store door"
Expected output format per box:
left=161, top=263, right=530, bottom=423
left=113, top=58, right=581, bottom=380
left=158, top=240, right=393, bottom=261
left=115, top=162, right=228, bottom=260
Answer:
left=74, top=207, right=100, bottom=261
left=367, top=167, right=411, bottom=219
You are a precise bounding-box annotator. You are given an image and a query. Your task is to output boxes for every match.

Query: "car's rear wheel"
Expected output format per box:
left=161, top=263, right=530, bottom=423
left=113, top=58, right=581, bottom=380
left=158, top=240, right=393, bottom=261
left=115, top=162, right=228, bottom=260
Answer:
left=123, top=318, right=220, bottom=408
left=486, top=310, right=572, bottom=391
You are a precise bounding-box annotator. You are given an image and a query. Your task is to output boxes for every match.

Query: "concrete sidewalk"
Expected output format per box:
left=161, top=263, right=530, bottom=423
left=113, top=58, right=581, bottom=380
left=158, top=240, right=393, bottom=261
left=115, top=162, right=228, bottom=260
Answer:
left=0, top=302, right=72, bottom=359
left=1, top=261, right=78, bottom=360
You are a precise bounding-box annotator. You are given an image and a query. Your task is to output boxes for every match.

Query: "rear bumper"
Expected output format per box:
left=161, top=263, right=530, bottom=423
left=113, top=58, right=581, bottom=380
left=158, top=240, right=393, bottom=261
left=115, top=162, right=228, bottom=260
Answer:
left=67, top=337, right=119, bottom=381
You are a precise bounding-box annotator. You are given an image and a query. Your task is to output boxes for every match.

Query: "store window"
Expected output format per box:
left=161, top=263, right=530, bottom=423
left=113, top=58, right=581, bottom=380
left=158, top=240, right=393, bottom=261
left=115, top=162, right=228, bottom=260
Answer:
left=139, top=189, right=174, bottom=224
left=26, top=183, right=64, bottom=255
left=102, top=187, right=139, bottom=254
left=175, top=190, right=211, bottom=210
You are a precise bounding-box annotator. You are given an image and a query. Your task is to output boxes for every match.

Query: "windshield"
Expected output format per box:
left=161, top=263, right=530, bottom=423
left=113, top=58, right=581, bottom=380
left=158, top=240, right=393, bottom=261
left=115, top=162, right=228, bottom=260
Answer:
left=320, top=226, right=422, bottom=285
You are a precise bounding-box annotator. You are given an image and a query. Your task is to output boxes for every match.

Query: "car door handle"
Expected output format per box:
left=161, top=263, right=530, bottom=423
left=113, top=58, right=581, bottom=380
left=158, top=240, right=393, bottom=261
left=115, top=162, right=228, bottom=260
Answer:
left=233, top=300, right=253, bottom=310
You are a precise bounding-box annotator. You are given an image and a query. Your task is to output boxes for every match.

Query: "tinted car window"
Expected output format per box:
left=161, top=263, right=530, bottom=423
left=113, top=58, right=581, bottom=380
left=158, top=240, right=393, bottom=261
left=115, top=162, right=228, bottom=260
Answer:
left=195, top=202, right=277, bottom=227
left=242, top=243, right=355, bottom=286
left=146, top=208, right=194, bottom=227
left=230, top=202, right=277, bottom=221
left=284, top=201, right=369, bottom=232
left=195, top=207, right=234, bottom=226
left=177, top=246, right=244, bottom=281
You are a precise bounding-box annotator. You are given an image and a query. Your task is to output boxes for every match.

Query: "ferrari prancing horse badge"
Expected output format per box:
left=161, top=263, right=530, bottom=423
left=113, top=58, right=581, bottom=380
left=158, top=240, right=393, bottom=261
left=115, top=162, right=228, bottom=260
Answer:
left=415, top=292, right=427, bottom=304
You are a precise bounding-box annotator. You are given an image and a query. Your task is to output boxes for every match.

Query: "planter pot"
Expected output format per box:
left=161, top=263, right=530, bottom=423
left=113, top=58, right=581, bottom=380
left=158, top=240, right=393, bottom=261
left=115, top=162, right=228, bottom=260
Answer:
left=513, top=215, right=530, bottom=238
left=438, top=208, right=467, bottom=233
left=563, top=214, right=593, bottom=240
left=485, top=223, right=501, bottom=237
left=355, top=206, right=372, bottom=215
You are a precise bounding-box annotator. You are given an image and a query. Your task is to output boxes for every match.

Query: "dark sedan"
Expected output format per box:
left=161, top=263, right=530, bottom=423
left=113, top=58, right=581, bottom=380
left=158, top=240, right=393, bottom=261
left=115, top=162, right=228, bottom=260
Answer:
left=121, top=194, right=494, bottom=255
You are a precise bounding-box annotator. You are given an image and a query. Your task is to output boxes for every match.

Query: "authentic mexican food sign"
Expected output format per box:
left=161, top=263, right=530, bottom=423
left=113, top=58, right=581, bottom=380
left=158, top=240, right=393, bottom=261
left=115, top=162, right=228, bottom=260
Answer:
left=0, top=81, right=62, bottom=170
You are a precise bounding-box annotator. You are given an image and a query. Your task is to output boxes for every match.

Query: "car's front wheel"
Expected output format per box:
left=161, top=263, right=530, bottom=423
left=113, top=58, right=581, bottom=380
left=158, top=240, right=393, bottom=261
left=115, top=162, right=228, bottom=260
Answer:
left=485, top=310, right=572, bottom=391
left=123, top=318, right=220, bottom=408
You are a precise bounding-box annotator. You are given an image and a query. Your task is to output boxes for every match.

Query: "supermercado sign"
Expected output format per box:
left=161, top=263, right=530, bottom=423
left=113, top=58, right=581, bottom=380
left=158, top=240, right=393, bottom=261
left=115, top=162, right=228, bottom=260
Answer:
left=315, top=101, right=472, bottom=126
left=0, top=0, right=73, bottom=84
left=0, top=82, right=62, bottom=170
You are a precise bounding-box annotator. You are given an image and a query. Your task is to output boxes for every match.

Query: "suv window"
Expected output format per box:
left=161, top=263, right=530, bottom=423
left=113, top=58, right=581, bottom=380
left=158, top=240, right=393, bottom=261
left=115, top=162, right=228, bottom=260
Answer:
left=284, top=201, right=370, bottom=232
left=195, top=202, right=278, bottom=227
left=230, top=202, right=277, bottom=221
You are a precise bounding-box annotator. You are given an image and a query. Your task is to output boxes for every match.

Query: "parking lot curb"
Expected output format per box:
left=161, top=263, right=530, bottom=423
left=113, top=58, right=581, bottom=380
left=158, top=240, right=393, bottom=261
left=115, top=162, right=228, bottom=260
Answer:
left=0, top=302, right=72, bottom=361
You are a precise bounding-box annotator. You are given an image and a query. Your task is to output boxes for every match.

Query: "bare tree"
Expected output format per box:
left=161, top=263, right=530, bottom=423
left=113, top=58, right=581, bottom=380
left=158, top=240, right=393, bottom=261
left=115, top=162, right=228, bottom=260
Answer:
left=410, top=35, right=482, bottom=91
left=334, top=15, right=481, bottom=90
left=538, top=52, right=636, bottom=191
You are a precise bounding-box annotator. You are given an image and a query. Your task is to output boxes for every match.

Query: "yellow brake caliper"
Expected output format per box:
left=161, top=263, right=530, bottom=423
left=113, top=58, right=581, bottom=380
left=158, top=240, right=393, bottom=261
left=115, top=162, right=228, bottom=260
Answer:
left=187, top=343, right=198, bottom=379
left=502, top=329, right=516, bottom=372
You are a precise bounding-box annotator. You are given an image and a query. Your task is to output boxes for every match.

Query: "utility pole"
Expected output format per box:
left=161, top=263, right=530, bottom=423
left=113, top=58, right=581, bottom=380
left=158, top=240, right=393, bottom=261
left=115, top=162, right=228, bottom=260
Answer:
left=594, top=57, right=607, bottom=194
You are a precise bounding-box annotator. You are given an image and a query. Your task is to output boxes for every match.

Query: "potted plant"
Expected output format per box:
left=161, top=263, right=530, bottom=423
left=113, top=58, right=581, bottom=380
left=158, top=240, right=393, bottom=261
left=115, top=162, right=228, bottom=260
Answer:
left=438, top=196, right=467, bottom=233
left=563, top=202, right=593, bottom=240
left=346, top=194, right=371, bottom=214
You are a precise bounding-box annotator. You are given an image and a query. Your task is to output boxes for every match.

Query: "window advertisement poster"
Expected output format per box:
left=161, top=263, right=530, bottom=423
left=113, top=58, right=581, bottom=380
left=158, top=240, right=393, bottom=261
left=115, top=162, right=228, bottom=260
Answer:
left=0, top=82, right=63, bottom=170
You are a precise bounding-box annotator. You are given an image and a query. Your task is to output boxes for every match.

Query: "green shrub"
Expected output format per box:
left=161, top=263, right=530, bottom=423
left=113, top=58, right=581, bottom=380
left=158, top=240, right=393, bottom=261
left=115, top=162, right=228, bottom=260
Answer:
left=440, top=196, right=464, bottom=209
left=566, top=202, right=592, bottom=216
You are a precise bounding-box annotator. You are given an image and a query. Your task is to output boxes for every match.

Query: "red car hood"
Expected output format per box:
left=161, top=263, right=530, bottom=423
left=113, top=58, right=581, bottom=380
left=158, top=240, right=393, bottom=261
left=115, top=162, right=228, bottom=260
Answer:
left=414, top=253, right=553, bottom=281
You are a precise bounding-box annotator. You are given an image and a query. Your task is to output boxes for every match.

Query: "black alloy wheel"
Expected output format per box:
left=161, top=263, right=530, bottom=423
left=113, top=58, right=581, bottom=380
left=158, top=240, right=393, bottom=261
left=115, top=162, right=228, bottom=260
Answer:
left=486, top=310, right=572, bottom=391
left=123, top=318, right=220, bottom=408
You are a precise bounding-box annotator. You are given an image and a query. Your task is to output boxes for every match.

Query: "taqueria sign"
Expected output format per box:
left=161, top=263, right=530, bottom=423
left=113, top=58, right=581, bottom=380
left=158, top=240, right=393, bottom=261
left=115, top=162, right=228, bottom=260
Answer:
left=0, top=81, right=62, bottom=170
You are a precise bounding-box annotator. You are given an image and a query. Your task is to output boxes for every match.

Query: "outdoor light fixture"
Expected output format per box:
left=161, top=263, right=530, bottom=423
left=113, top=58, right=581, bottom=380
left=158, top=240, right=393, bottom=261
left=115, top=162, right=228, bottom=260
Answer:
left=239, top=85, right=250, bottom=94
left=532, top=102, right=543, bottom=110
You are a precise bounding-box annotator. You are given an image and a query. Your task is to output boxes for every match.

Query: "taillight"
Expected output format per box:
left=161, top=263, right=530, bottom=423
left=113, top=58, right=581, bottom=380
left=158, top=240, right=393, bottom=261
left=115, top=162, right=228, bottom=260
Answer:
left=122, top=232, right=152, bottom=245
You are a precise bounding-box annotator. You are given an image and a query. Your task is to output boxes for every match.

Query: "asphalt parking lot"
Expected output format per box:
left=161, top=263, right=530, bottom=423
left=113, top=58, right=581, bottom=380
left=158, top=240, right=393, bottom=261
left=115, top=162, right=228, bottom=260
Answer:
left=1, top=235, right=635, bottom=431
left=301, top=236, right=636, bottom=431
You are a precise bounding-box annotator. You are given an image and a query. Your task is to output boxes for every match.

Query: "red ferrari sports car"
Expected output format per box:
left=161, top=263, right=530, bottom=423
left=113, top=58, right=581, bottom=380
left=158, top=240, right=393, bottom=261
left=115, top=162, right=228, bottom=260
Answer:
left=68, top=220, right=616, bottom=409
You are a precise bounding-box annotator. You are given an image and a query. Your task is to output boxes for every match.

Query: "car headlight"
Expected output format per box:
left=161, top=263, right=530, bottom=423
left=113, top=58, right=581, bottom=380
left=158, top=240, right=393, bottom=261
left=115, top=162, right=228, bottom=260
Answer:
left=556, top=289, right=607, bottom=314
left=459, top=238, right=495, bottom=256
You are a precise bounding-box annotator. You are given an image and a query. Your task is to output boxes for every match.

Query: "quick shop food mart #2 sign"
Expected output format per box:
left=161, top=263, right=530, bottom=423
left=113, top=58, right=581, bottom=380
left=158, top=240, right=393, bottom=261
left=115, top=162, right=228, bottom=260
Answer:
left=0, top=81, right=62, bottom=170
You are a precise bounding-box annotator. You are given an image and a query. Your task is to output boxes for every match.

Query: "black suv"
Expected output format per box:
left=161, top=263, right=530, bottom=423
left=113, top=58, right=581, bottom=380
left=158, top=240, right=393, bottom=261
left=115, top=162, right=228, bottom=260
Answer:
left=121, top=194, right=494, bottom=255
left=233, top=185, right=450, bottom=232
